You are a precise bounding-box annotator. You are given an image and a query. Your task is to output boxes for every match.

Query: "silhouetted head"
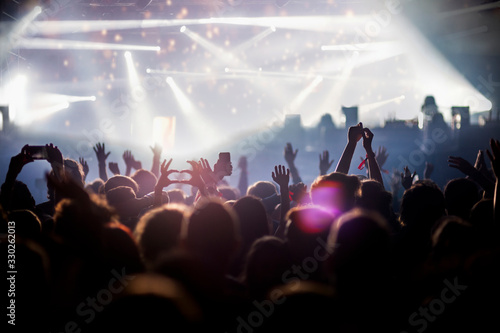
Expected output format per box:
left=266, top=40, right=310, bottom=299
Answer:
left=8, top=209, right=41, bottom=240
left=131, top=169, right=157, bottom=198
left=444, top=178, right=480, bottom=220
left=134, top=204, right=185, bottom=267
left=86, top=178, right=104, bottom=195
left=356, top=179, right=397, bottom=232
left=181, top=198, right=240, bottom=273
left=167, top=189, right=187, bottom=204
left=285, top=205, right=335, bottom=273
left=399, top=182, right=445, bottom=230
left=469, top=198, right=494, bottom=230
left=11, top=180, right=36, bottom=211
left=422, top=95, right=436, bottom=108
left=247, top=181, right=278, bottom=199
left=326, top=208, right=391, bottom=279
left=310, top=172, right=361, bottom=216
left=243, top=235, right=292, bottom=300
left=104, top=175, right=139, bottom=196
left=232, top=195, right=271, bottom=251
left=431, top=216, right=478, bottom=261
left=105, top=186, right=136, bottom=208
left=218, top=186, right=239, bottom=201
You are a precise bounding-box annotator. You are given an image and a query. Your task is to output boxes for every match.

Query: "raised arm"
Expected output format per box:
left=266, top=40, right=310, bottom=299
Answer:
left=335, top=122, right=363, bottom=174
left=319, top=150, right=334, bottom=176
left=93, top=142, right=111, bottom=182
left=154, top=158, right=177, bottom=207
left=486, top=138, right=500, bottom=224
left=123, top=150, right=142, bottom=177
left=0, top=146, right=33, bottom=211
left=272, top=165, right=290, bottom=239
left=237, top=155, right=248, bottom=197
left=79, top=157, right=89, bottom=182
left=284, top=142, right=302, bottom=184
left=448, top=155, right=494, bottom=197
left=362, top=128, right=384, bottom=185
left=150, top=143, right=162, bottom=179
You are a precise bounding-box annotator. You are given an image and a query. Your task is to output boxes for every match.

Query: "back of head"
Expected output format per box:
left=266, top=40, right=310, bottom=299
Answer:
left=400, top=182, right=445, bottom=230
left=11, top=180, right=36, bottom=211
left=285, top=205, right=335, bottom=268
left=105, top=186, right=136, bottom=208
left=444, top=178, right=480, bottom=220
left=243, top=235, right=292, bottom=300
left=131, top=169, right=157, bottom=198
left=310, top=172, right=361, bottom=215
left=326, top=208, right=390, bottom=277
left=247, top=181, right=277, bottom=199
left=167, top=189, right=186, bottom=204
left=431, top=216, right=477, bottom=261
left=86, top=178, right=105, bottom=195
left=8, top=209, right=41, bottom=240
left=469, top=198, right=494, bottom=231
left=134, top=205, right=185, bottom=266
left=63, top=158, right=85, bottom=188
left=104, top=175, right=139, bottom=196
left=218, top=186, right=239, bottom=201
left=181, top=198, right=240, bottom=269
left=232, top=196, right=270, bottom=248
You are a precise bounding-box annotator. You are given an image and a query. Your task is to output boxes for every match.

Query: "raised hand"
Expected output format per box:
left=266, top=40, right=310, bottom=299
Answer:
left=272, top=165, right=290, bottom=188
left=93, top=142, right=111, bottom=181
left=375, top=146, right=389, bottom=170
left=486, top=138, right=500, bottom=223
left=93, top=142, right=111, bottom=164
left=46, top=143, right=64, bottom=166
left=400, top=166, right=416, bottom=190
left=79, top=157, right=89, bottom=181
left=390, top=168, right=401, bottom=194
left=156, top=158, right=178, bottom=189
left=335, top=122, right=363, bottom=174
left=319, top=150, right=334, bottom=176
left=108, top=162, right=121, bottom=175
left=362, top=127, right=374, bottom=153
left=486, top=138, right=500, bottom=179
left=180, top=161, right=208, bottom=196
left=423, top=161, right=434, bottom=180
left=284, top=142, right=298, bottom=165
left=289, top=182, right=309, bottom=205
left=348, top=122, right=364, bottom=144
left=150, top=143, right=162, bottom=160
left=46, top=143, right=64, bottom=180
left=474, top=149, right=492, bottom=180
left=272, top=164, right=290, bottom=239
left=123, top=150, right=141, bottom=176
left=198, top=158, right=218, bottom=185
left=448, top=156, right=476, bottom=176
left=150, top=143, right=163, bottom=178
left=10, top=145, right=34, bottom=177
left=284, top=142, right=302, bottom=184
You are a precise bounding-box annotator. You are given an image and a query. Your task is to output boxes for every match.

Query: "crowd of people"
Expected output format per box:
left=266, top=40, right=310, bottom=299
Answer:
left=1, top=122, right=499, bottom=332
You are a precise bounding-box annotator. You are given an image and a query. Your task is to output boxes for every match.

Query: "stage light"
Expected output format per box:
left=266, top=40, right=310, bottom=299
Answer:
left=180, top=25, right=187, bottom=33
left=17, top=38, right=161, bottom=51
left=124, top=51, right=132, bottom=58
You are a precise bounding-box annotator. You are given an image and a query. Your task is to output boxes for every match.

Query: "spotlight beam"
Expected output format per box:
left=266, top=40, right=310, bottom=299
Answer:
left=16, top=38, right=160, bottom=51
left=437, top=1, right=500, bottom=18
left=232, top=26, right=276, bottom=53
left=27, top=16, right=372, bottom=36
left=182, top=27, right=238, bottom=66
left=1, top=6, right=42, bottom=63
